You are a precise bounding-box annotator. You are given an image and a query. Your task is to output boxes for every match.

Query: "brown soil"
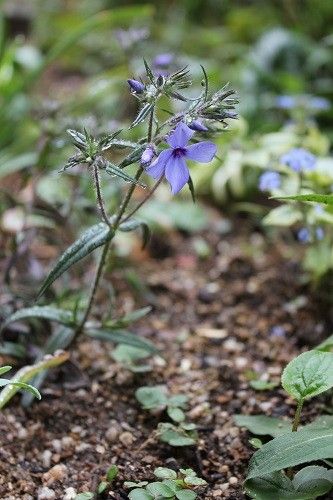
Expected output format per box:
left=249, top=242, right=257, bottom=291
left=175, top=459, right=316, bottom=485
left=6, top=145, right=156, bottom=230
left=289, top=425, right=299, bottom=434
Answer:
left=0, top=211, right=331, bottom=499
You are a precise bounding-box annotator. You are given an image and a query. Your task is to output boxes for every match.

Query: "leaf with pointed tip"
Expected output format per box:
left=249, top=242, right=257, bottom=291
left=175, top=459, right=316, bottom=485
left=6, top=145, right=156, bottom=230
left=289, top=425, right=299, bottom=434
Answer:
left=119, top=219, right=150, bottom=249
left=85, top=328, right=158, bottom=354
left=188, top=176, right=196, bottom=203
left=118, top=145, right=145, bottom=169
left=105, top=163, right=146, bottom=187
left=143, top=58, right=155, bottom=82
left=235, top=415, right=291, bottom=437
left=281, top=350, right=333, bottom=402
left=131, top=103, right=154, bottom=128
left=38, top=223, right=114, bottom=298
left=275, top=194, right=333, bottom=205
left=0, top=351, right=69, bottom=409
left=67, top=129, right=86, bottom=148
left=0, top=306, right=76, bottom=334
left=0, top=366, right=12, bottom=376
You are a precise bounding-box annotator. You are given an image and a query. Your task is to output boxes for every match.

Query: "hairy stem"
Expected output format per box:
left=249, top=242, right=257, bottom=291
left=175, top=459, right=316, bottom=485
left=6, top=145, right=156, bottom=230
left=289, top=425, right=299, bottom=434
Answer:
left=71, top=107, right=155, bottom=343
left=121, top=175, right=163, bottom=224
left=292, top=399, right=303, bottom=432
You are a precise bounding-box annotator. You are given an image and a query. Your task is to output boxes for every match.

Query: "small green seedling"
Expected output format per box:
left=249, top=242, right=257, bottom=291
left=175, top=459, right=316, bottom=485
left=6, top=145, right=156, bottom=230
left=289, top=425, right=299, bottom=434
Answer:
left=236, top=349, right=333, bottom=499
left=75, top=465, right=118, bottom=499
left=125, top=467, right=207, bottom=499
left=111, top=344, right=152, bottom=373
left=135, top=386, right=197, bottom=446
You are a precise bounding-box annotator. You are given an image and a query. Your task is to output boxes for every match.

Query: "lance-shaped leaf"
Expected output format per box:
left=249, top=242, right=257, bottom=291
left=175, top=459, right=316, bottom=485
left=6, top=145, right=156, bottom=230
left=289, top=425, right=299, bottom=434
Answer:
left=0, top=306, right=76, bottom=334
left=0, top=351, right=69, bottom=409
left=38, top=223, right=114, bottom=298
left=281, top=350, right=333, bottom=402
left=247, top=425, right=333, bottom=479
left=119, top=219, right=151, bottom=249
left=275, top=193, right=333, bottom=206
left=118, top=145, right=145, bottom=169
left=131, top=103, right=154, bottom=129
left=105, top=162, right=146, bottom=187
left=85, top=328, right=158, bottom=354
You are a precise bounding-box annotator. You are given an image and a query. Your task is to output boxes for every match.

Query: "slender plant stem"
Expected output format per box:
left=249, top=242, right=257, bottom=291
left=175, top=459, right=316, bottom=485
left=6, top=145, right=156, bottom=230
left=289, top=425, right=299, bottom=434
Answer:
left=121, top=176, right=163, bottom=223
left=71, top=107, right=155, bottom=341
left=92, top=162, right=112, bottom=228
left=292, top=399, right=303, bottom=432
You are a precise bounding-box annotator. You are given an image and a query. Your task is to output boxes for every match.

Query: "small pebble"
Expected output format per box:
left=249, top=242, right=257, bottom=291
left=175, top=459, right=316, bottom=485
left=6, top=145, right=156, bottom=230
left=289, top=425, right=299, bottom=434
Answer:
left=63, top=487, right=77, bottom=500
left=41, top=450, right=52, bottom=468
left=37, top=487, right=56, bottom=500
left=43, top=464, right=67, bottom=485
left=119, top=431, right=135, bottom=446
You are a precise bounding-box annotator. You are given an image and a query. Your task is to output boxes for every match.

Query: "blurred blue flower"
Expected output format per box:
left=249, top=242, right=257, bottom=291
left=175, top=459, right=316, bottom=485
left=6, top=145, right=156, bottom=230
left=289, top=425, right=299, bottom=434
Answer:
left=316, top=227, right=325, bottom=240
left=280, top=148, right=316, bottom=172
left=141, top=145, right=155, bottom=165
left=146, top=122, right=216, bottom=194
left=309, top=97, right=330, bottom=111
left=276, top=95, right=296, bottom=109
left=153, top=53, right=173, bottom=67
left=259, top=171, right=281, bottom=191
left=298, top=227, right=310, bottom=243
left=188, top=120, right=208, bottom=132
left=315, top=204, right=324, bottom=215
left=270, top=325, right=286, bottom=337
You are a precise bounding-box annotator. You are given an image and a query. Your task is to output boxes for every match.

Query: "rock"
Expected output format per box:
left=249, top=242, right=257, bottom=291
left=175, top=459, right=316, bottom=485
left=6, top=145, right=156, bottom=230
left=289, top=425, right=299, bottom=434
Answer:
left=43, top=464, right=67, bottom=485
left=41, top=450, right=52, bottom=468
left=105, top=421, right=121, bottom=443
left=119, top=431, right=135, bottom=446
left=63, top=487, right=77, bottom=500
left=37, top=487, right=56, bottom=500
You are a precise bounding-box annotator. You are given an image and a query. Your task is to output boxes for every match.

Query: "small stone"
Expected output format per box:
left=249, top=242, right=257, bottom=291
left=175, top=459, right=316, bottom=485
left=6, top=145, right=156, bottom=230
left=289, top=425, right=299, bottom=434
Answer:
left=17, top=427, right=28, bottom=440
left=37, top=487, right=56, bottom=500
left=119, top=431, right=135, bottom=446
left=96, top=444, right=105, bottom=454
left=213, top=490, right=223, bottom=497
left=75, top=442, right=91, bottom=453
left=229, top=476, right=238, bottom=485
left=51, top=439, right=62, bottom=453
left=105, top=422, right=121, bottom=443
left=61, top=436, right=74, bottom=449
left=43, top=464, right=67, bottom=485
left=41, top=450, right=52, bottom=468
left=63, top=487, right=77, bottom=500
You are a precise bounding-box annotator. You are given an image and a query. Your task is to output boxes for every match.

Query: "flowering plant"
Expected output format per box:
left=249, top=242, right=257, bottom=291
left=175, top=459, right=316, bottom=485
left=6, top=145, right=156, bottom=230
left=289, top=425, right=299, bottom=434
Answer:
left=2, top=60, right=237, bottom=394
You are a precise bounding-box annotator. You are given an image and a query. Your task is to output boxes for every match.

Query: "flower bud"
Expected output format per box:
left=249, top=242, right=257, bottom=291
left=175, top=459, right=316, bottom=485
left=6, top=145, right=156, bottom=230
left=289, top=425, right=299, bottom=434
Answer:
left=127, top=79, right=145, bottom=93
left=141, top=145, right=155, bottom=165
left=188, top=120, right=208, bottom=132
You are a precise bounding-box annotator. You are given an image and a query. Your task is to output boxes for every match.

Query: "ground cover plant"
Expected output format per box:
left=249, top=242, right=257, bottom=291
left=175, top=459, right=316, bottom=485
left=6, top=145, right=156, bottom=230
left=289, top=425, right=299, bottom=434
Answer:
left=1, top=1, right=333, bottom=499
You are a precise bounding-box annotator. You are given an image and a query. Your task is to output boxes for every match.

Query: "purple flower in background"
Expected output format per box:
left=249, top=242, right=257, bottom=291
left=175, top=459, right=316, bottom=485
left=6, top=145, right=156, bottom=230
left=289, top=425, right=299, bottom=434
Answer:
left=280, top=148, right=316, bottom=172
left=141, top=145, right=155, bottom=165
left=276, top=95, right=296, bottom=110
left=127, top=79, right=145, bottom=93
left=270, top=325, right=286, bottom=337
left=298, top=227, right=310, bottom=243
left=146, top=122, right=217, bottom=194
left=259, top=171, right=281, bottom=192
left=188, top=120, right=208, bottom=132
left=153, top=53, right=173, bottom=68
left=316, top=227, right=325, bottom=240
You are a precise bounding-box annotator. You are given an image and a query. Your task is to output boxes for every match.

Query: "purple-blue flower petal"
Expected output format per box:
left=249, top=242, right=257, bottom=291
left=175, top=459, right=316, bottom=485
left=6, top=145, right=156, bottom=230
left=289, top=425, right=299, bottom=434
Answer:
left=185, top=141, right=217, bottom=163
left=188, top=120, right=208, bottom=132
left=167, top=122, right=194, bottom=148
left=146, top=149, right=172, bottom=179
left=165, top=155, right=189, bottom=194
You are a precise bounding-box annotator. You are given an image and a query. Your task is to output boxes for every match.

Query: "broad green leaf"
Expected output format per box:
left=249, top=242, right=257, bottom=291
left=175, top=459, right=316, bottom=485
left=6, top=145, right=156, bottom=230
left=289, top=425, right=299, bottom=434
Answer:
left=135, top=386, right=168, bottom=409
left=175, top=491, right=197, bottom=500
left=263, top=205, right=302, bottom=226
left=105, top=163, right=146, bottom=187
left=0, top=341, right=26, bottom=358
left=75, top=494, right=94, bottom=500
left=146, top=481, right=174, bottom=497
left=316, top=334, right=333, bottom=352
left=0, top=306, right=75, bottom=334
left=235, top=415, right=291, bottom=437
left=250, top=380, right=279, bottom=391
left=0, top=351, right=69, bottom=409
left=111, top=345, right=150, bottom=364
left=293, top=466, right=333, bottom=496
left=154, top=468, right=177, bottom=480
left=184, top=476, right=207, bottom=486
left=38, top=223, right=114, bottom=298
left=85, top=328, right=158, bottom=354
left=98, top=482, right=108, bottom=494
left=167, top=407, right=186, bottom=423
left=106, top=465, right=118, bottom=482
left=276, top=194, right=333, bottom=206
left=281, top=350, right=333, bottom=401
left=128, top=490, right=154, bottom=500
left=159, top=427, right=196, bottom=447
left=247, top=426, right=333, bottom=479
left=0, top=152, right=38, bottom=179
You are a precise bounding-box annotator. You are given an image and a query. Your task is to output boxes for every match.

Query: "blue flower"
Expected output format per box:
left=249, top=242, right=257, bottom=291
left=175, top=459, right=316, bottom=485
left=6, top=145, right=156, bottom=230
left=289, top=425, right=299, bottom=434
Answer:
left=316, top=227, right=325, bottom=240
left=298, top=227, right=310, bottom=243
left=280, top=148, right=316, bottom=172
left=127, top=79, right=145, bottom=93
left=141, top=145, right=155, bottom=165
left=259, top=171, right=281, bottom=191
left=146, top=122, right=216, bottom=194
left=309, top=97, right=330, bottom=111
left=153, top=53, right=173, bottom=68
left=276, top=95, right=296, bottom=109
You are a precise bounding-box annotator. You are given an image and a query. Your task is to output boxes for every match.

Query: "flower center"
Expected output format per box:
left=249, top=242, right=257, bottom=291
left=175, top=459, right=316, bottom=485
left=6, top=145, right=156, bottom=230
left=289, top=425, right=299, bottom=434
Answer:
left=172, top=147, right=186, bottom=158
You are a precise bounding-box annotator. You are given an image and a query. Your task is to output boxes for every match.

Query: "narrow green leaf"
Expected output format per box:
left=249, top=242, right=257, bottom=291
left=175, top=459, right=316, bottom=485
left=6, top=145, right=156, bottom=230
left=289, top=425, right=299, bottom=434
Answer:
left=188, top=176, right=196, bottom=203
left=106, top=465, right=118, bottom=482
left=0, top=366, right=12, bottom=376
left=0, top=351, right=69, bottom=409
left=38, top=223, right=114, bottom=298
left=263, top=205, right=303, bottom=226
left=105, top=163, right=146, bottom=187
left=247, top=426, right=333, bottom=479
left=0, top=306, right=75, bottom=334
left=131, top=103, right=154, bottom=128
left=0, top=342, right=26, bottom=358
left=281, top=350, right=333, bottom=401
left=275, top=194, right=333, bottom=206
left=85, top=328, right=158, bottom=354
left=119, top=219, right=151, bottom=249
